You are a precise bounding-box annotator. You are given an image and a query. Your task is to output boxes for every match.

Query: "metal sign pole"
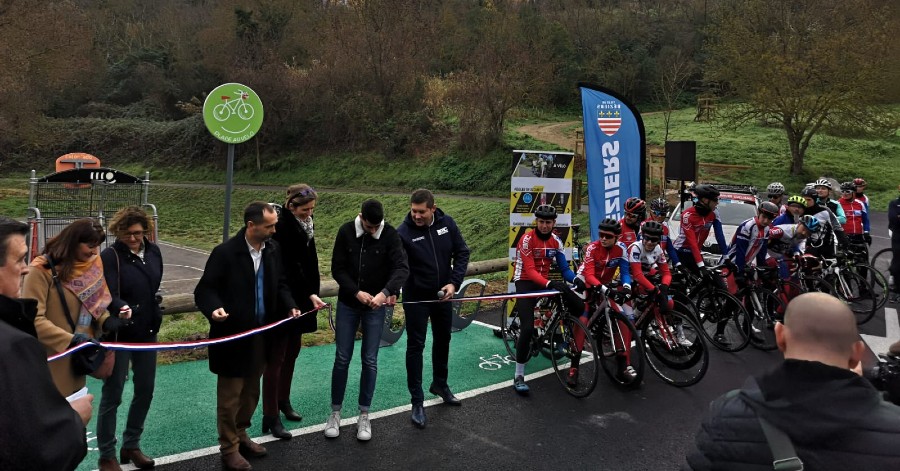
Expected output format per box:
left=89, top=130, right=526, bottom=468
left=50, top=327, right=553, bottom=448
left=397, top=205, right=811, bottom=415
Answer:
left=223, top=144, right=235, bottom=243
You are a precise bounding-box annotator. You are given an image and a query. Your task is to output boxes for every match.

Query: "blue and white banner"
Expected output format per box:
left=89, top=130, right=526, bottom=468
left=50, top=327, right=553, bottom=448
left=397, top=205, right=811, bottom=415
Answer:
left=579, top=84, right=646, bottom=240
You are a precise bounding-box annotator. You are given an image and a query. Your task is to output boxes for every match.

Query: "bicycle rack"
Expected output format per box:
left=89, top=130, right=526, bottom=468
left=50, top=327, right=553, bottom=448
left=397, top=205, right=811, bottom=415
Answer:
left=451, top=278, right=486, bottom=332
left=379, top=305, right=404, bottom=348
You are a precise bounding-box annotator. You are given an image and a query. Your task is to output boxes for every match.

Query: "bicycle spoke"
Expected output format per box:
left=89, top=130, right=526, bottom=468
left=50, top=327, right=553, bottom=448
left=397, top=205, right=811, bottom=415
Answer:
left=549, top=315, right=599, bottom=398
left=641, top=311, right=709, bottom=387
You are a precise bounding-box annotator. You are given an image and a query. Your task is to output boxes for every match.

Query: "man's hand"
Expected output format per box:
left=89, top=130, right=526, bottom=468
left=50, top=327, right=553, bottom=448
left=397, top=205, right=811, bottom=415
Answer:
left=864, top=233, right=872, bottom=245
left=385, top=295, right=397, bottom=306
left=370, top=291, right=387, bottom=308
left=620, top=284, right=632, bottom=298
left=547, top=280, right=568, bottom=293
left=309, top=294, right=326, bottom=309
left=289, top=308, right=302, bottom=318
left=211, top=308, right=229, bottom=322
left=71, top=394, right=94, bottom=426
left=440, top=284, right=456, bottom=301
left=356, top=290, right=374, bottom=306
left=572, top=277, right=587, bottom=292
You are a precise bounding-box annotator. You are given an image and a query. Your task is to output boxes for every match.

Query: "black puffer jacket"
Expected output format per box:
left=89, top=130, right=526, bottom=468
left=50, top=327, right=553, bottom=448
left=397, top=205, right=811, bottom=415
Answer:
left=331, top=217, right=408, bottom=311
left=685, top=359, right=900, bottom=470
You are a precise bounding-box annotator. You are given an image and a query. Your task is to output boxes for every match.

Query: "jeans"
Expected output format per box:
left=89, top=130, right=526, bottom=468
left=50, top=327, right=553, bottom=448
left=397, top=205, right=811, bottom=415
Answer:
left=404, top=301, right=452, bottom=404
left=331, top=301, right=385, bottom=412
left=97, top=346, right=158, bottom=458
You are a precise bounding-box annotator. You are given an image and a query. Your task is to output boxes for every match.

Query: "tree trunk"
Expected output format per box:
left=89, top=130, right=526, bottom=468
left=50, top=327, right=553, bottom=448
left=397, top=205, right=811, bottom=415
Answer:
left=787, top=131, right=803, bottom=175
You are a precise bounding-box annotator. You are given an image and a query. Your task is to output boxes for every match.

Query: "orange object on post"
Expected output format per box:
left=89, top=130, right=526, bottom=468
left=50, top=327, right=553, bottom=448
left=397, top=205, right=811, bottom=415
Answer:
left=55, top=153, right=101, bottom=172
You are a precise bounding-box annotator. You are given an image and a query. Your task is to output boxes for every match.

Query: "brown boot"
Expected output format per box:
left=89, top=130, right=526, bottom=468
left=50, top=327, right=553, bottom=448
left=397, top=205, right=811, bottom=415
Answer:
left=121, top=447, right=156, bottom=469
left=220, top=451, right=252, bottom=471
left=238, top=438, right=267, bottom=458
left=98, top=457, right=122, bottom=471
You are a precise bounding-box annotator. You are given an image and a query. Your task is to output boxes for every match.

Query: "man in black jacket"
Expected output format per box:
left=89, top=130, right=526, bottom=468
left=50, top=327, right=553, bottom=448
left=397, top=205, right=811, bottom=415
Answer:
left=398, top=189, right=470, bottom=429
left=889, top=184, right=900, bottom=290
left=0, top=217, right=93, bottom=470
left=194, top=202, right=299, bottom=471
left=325, top=199, right=408, bottom=442
left=685, top=292, right=900, bottom=470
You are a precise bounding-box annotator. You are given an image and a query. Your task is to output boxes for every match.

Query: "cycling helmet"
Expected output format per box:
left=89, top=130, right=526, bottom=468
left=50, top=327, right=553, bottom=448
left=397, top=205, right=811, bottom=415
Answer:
left=799, top=215, right=821, bottom=232
left=597, top=218, right=622, bottom=235
left=623, top=197, right=646, bottom=216
left=641, top=220, right=664, bottom=237
left=839, top=181, right=855, bottom=192
left=758, top=201, right=779, bottom=218
left=693, top=184, right=720, bottom=200
left=649, top=197, right=670, bottom=213
left=534, top=204, right=557, bottom=220
left=814, top=178, right=832, bottom=189
left=853, top=177, right=867, bottom=187
left=766, top=182, right=785, bottom=196
left=801, top=186, right=818, bottom=198
left=787, top=195, right=806, bottom=206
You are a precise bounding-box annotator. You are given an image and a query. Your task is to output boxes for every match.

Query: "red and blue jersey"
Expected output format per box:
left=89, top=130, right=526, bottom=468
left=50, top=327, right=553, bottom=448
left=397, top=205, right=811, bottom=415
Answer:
left=577, top=240, right=631, bottom=288
left=839, top=198, right=870, bottom=235
left=724, top=217, right=770, bottom=272
left=672, top=206, right=728, bottom=263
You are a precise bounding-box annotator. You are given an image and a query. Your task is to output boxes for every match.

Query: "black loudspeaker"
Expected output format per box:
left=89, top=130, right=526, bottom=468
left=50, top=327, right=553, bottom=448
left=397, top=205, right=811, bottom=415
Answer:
left=665, top=141, right=697, bottom=181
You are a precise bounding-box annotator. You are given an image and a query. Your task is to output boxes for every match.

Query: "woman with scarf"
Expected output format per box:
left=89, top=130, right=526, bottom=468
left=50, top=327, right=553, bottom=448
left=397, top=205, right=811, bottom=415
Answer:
left=262, top=184, right=326, bottom=439
left=23, top=219, right=124, bottom=397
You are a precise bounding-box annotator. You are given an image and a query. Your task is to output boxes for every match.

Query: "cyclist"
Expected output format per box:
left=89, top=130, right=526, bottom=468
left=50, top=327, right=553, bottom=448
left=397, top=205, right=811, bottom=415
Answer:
left=768, top=215, right=820, bottom=280
left=724, top=202, right=778, bottom=282
left=853, top=177, right=870, bottom=210
left=838, top=181, right=872, bottom=247
left=802, top=186, right=848, bottom=259
left=672, top=184, right=729, bottom=274
left=619, top=197, right=646, bottom=246
left=510, top=204, right=585, bottom=395
left=648, top=197, right=681, bottom=267
left=626, top=221, right=691, bottom=347
left=766, top=182, right=787, bottom=215
left=773, top=195, right=806, bottom=226
left=814, top=178, right=847, bottom=225
left=576, top=217, right=634, bottom=380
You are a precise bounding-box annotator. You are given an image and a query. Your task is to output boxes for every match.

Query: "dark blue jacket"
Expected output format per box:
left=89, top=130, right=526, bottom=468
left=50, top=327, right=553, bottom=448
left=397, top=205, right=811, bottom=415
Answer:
left=101, top=240, right=163, bottom=342
left=397, top=208, right=470, bottom=301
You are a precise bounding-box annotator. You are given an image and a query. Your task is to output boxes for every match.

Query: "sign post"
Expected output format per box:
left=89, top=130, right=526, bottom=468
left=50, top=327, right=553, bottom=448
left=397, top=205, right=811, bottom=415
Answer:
left=202, top=83, right=264, bottom=242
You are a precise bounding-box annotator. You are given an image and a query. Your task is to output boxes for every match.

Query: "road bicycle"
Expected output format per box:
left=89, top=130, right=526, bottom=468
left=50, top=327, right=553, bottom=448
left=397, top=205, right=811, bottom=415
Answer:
left=734, top=266, right=786, bottom=351
left=871, top=247, right=898, bottom=303
left=499, top=294, right=600, bottom=398
left=841, top=243, right=890, bottom=312
left=579, top=285, right=645, bottom=389
left=669, top=264, right=751, bottom=352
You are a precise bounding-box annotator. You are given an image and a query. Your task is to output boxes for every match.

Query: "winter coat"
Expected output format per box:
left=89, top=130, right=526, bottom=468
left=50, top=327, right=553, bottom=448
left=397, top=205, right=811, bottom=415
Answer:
left=100, top=239, right=163, bottom=342
left=273, top=211, right=320, bottom=333
left=397, top=208, right=470, bottom=301
left=331, top=218, right=408, bottom=311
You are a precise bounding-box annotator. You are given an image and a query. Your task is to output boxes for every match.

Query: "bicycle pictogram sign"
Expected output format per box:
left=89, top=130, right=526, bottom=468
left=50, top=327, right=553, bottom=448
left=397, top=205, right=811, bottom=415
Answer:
left=202, top=82, right=264, bottom=144
left=213, top=90, right=255, bottom=122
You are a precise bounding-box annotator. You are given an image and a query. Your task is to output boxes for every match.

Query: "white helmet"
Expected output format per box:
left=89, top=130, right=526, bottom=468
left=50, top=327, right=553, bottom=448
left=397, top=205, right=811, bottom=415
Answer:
left=814, top=178, right=832, bottom=189
left=766, top=182, right=785, bottom=195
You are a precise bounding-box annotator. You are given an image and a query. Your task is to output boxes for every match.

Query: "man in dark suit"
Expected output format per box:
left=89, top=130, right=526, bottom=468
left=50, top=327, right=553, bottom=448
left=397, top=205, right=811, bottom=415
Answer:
left=0, top=217, right=93, bottom=470
left=194, top=203, right=300, bottom=471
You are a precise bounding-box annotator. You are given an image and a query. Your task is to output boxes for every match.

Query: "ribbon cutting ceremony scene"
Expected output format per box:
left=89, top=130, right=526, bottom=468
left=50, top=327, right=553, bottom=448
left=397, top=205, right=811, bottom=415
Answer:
left=1, top=2, right=899, bottom=471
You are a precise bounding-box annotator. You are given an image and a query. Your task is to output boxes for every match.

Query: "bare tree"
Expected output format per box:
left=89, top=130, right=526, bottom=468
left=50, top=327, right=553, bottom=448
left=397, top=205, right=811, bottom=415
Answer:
left=654, top=47, right=694, bottom=142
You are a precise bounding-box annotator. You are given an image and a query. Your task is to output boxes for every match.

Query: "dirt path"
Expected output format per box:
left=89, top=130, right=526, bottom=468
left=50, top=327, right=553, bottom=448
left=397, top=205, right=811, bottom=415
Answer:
left=516, top=121, right=581, bottom=150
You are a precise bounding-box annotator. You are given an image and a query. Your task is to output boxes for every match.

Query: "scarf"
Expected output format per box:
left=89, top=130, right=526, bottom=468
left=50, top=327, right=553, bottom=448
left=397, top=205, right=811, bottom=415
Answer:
left=296, top=215, right=314, bottom=244
left=32, top=254, right=111, bottom=323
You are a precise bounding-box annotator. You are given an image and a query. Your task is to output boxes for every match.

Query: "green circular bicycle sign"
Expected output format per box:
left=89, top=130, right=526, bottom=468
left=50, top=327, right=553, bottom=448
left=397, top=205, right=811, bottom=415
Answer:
left=203, top=83, right=264, bottom=144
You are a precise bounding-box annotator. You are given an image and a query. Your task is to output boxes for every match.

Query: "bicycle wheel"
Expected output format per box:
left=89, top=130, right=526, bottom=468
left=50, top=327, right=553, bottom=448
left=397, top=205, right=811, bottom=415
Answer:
left=694, top=288, right=751, bottom=352
left=593, top=309, right=644, bottom=389
left=855, top=263, right=889, bottom=311
left=800, top=275, right=835, bottom=295
left=641, top=310, right=709, bottom=387
left=499, top=300, right=522, bottom=358
left=737, top=288, right=782, bottom=351
left=830, top=271, right=876, bottom=324
left=871, top=248, right=893, bottom=285
left=549, top=315, right=599, bottom=398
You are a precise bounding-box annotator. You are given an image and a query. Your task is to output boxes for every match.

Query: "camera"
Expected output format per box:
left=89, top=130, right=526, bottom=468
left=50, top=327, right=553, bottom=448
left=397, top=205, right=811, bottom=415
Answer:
left=864, top=353, right=900, bottom=406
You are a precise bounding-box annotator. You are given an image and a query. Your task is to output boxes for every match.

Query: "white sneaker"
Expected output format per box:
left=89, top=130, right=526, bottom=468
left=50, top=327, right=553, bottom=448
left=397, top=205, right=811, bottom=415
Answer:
left=356, top=413, right=371, bottom=441
left=324, top=411, right=341, bottom=438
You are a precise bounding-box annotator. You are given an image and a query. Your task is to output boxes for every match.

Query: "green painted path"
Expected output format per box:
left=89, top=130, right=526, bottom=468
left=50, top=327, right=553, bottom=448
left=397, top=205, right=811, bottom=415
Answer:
left=77, top=323, right=551, bottom=470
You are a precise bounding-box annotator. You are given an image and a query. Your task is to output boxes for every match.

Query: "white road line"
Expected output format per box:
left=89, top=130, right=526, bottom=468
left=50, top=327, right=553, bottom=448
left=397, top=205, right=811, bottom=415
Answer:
left=135, top=321, right=556, bottom=468
left=163, top=264, right=205, bottom=271
left=861, top=307, right=899, bottom=354
left=157, top=241, right=210, bottom=255
left=160, top=278, right=202, bottom=284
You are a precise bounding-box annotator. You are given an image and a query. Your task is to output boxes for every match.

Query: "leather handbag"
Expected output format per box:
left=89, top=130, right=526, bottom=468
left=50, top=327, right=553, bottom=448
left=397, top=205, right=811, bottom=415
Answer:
left=48, top=258, right=115, bottom=379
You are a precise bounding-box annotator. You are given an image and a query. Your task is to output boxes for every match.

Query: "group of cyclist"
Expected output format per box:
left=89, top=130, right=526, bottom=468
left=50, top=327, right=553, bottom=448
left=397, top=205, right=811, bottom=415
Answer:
left=509, top=176, right=876, bottom=393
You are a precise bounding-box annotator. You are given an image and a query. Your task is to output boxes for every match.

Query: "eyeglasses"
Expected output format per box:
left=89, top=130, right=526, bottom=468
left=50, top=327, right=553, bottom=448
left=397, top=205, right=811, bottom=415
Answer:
left=841, top=190, right=853, bottom=194
left=643, top=236, right=660, bottom=243
left=599, top=232, right=617, bottom=240
left=652, top=210, right=667, bottom=216
left=768, top=195, right=781, bottom=199
left=624, top=212, right=640, bottom=218
left=124, top=230, right=145, bottom=239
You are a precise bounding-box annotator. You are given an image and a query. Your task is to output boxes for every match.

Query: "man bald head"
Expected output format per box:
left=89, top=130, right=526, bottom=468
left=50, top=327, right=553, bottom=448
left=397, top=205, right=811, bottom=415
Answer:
left=775, top=292, right=865, bottom=371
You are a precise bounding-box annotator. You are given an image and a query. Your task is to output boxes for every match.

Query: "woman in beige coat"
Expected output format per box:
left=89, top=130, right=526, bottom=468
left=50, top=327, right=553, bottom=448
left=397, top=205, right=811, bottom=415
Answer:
left=23, top=219, right=117, bottom=396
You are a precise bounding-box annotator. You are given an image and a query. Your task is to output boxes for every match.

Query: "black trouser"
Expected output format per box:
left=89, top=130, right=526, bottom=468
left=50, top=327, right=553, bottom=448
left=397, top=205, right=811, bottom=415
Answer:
left=404, top=300, right=452, bottom=405
left=513, top=280, right=585, bottom=364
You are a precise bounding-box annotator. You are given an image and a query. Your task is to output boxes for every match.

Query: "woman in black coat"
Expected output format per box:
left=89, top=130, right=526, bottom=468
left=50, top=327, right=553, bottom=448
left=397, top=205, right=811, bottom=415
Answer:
left=97, top=207, right=163, bottom=470
left=262, top=184, right=326, bottom=439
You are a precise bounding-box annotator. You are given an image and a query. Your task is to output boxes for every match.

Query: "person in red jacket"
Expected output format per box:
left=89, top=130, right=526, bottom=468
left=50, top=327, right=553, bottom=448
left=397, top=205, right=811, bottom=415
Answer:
left=618, top=197, right=646, bottom=246
left=673, top=184, right=729, bottom=272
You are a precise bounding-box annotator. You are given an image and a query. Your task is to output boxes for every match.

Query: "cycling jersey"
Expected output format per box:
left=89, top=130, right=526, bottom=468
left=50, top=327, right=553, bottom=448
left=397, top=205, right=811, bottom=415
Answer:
left=819, top=197, right=847, bottom=225
left=577, top=240, right=631, bottom=288
left=627, top=241, right=671, bottom=291
left=618, top=218, right=640, bottom=246
left=768, top=224, right=807, bottom=257
left=513, top=229, right=575, bottom=286
left=855, top=193, right=870, bottom=211
left=673, top=206, right=728, bottom=264
left=724, top=217, right=770, bottom=272
left=772, top=212, right=796, bottom=227
left=839, top=198, right=870, bottom=235
left=656, top=219, right=681, bottom=265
